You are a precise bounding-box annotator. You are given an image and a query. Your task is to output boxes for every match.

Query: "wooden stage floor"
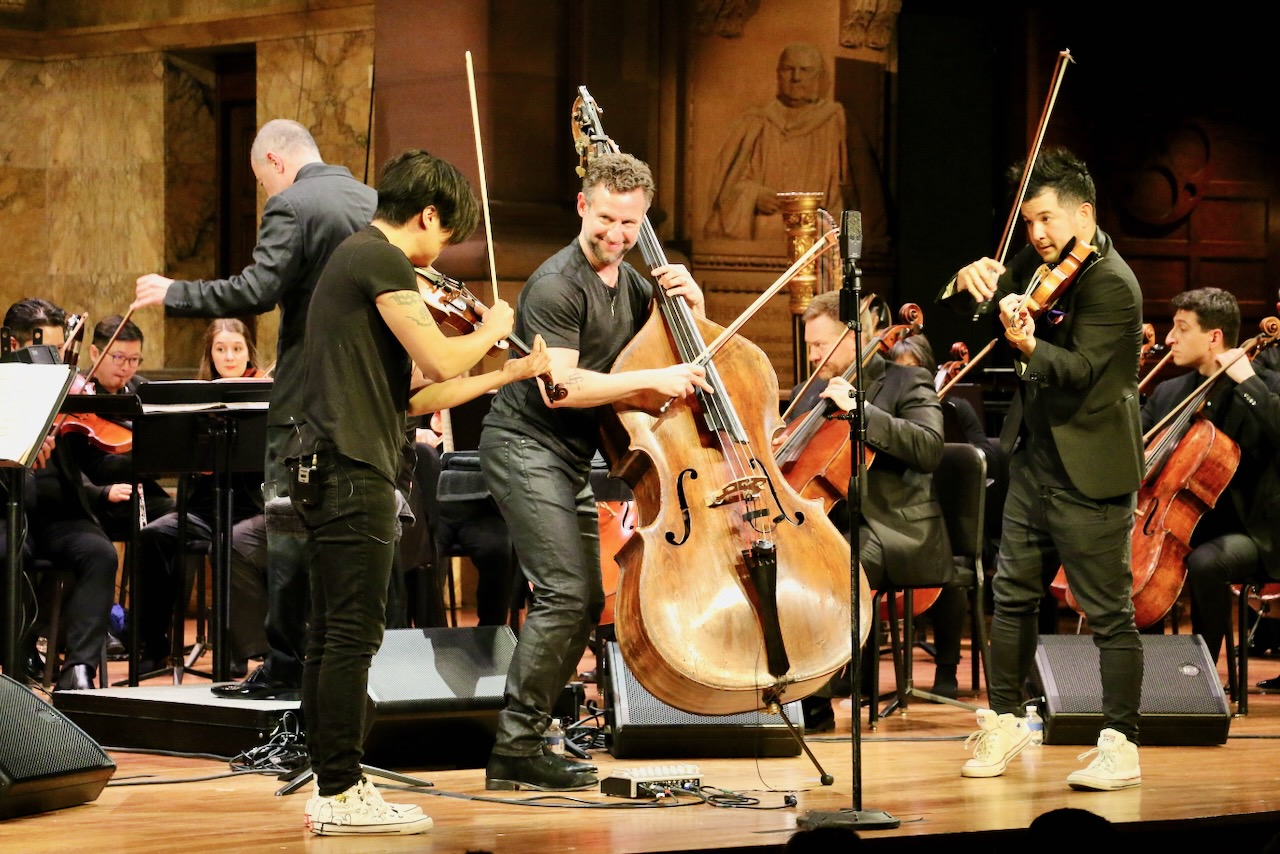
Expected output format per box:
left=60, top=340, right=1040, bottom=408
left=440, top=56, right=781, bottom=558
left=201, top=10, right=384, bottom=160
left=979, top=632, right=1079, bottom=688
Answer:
left=5, top=633, right=1280, bottom=853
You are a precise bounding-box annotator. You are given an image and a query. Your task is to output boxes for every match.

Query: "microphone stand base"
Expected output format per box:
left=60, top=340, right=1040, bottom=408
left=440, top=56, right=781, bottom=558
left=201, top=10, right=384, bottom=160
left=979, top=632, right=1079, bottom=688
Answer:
left=797, top=808, right=900, bottom=831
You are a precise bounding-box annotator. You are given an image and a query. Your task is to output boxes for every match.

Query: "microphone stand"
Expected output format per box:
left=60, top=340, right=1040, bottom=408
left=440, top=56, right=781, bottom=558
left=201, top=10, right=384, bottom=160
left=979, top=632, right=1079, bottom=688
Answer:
left=799, top=214, right=898, bottom=832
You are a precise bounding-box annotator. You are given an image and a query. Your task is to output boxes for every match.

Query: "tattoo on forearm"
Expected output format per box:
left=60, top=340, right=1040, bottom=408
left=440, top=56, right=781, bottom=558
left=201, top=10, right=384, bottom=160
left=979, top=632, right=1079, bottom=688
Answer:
left=565, top=371, right=587, bottom=388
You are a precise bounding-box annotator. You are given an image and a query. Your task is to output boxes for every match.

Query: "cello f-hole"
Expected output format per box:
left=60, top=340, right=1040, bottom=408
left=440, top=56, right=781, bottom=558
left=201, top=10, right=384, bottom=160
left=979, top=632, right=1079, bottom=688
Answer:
left=665, top=468, right=698, bottom=546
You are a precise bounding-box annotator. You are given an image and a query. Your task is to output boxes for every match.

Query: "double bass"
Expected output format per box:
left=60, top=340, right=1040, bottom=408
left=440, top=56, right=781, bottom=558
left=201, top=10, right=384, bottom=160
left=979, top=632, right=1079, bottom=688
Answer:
left=575, top=89, right=866, bottom=715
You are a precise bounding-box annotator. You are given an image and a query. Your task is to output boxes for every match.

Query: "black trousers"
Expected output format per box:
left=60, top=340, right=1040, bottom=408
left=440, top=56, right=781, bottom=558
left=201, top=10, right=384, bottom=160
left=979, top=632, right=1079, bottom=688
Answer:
left=32, top=519, right=118, bottom=672
left=988, top=454, right=1143, bottom=742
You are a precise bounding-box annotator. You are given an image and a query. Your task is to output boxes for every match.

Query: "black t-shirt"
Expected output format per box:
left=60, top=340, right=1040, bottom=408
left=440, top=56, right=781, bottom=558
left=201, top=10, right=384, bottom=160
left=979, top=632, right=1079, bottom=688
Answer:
left=484, top=240, right=653, bottom=464
left=295, top=226, right=416, bottom=483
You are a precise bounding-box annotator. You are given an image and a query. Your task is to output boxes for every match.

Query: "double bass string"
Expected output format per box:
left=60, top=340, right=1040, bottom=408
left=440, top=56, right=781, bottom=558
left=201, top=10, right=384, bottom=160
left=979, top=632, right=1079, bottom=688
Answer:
left=633, top=220, right=771, bottom=545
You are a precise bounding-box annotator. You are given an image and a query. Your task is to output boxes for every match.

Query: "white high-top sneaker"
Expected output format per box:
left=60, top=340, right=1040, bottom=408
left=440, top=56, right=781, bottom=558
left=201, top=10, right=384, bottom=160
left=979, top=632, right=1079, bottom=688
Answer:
left=305, top=776, right=433, bottom=835
left=306, top=779, right=424, bottom=819
left=1066, top=728, right=1142, bottom=791
left=961, top=709, right=1031, bottom=778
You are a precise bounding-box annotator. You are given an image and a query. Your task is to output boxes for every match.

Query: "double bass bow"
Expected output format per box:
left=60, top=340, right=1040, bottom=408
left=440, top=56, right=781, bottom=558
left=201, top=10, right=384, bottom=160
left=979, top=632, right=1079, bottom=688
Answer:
left=573, top=87, right=865, bottom=715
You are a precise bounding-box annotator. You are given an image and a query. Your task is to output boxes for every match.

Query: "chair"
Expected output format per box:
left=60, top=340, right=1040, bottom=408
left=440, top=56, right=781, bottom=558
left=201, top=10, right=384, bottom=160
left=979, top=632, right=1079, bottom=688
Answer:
left=1226, top=583, right=1270, bottom=715
left=871, top=443, right=991, bottom=724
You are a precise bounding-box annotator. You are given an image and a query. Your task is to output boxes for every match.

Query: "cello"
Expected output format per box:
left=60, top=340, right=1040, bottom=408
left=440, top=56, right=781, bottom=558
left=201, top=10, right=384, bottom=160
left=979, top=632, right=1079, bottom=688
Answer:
left=1059, top=317, right=1280, bottom=627
left=575, top=88, right=866, bottom=715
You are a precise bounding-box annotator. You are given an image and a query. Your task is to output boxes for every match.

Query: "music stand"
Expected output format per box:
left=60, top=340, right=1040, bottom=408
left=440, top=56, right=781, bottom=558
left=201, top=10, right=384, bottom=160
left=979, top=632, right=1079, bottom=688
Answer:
left=130, top=381, right=271, bottom=684
left=1, top=362, right=76, bottom=678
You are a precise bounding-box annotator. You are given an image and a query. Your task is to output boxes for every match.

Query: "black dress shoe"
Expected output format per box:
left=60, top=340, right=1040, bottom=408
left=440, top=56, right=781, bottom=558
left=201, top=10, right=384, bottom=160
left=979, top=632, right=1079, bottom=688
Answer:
left=23, top=646, right=46, bottom=684
left=486, top=753, right=598, bottom=791
left=106, top=633, right=128, bottom=661
left=801, top=697, right=836, bottom=734
left=1257, top=675, right=1280, bottom=692
left=55, top=663, right=95, bottom=691
left=543, top=746, right=597, bottom=773
left=210, top=663, right=299, bottom=700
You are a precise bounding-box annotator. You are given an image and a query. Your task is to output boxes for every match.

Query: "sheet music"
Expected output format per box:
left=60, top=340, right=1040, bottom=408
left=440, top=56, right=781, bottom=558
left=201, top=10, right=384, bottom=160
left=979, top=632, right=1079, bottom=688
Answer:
left=138, top=377, right=272, bottom=413
left=0, top=362, right=76, bottom=467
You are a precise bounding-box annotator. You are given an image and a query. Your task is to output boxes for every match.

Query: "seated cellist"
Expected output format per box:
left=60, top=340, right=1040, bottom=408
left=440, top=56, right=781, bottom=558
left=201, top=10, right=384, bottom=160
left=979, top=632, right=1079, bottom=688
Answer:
left=784, top=291, right=954, bottom=729
left=1140, top=287, right=1280, bottom=684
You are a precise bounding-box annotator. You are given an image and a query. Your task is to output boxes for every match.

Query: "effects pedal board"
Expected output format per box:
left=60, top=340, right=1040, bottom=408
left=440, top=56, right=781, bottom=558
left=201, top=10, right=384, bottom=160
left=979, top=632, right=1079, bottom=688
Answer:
left=600, top=763, right=702, bottom=799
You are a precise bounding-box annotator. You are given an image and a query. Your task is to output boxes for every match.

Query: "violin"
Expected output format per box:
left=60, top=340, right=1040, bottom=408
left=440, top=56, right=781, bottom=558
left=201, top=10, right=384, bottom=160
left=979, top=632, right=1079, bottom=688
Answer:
left=413, top=266, right=568, bottom=402
left=53, top=308, right=135, bottom=455
left=576, top=87, right=863, bottom=715
left=1004, top=238, right=1099, bottom=345
left=58, top=373, right=134, bottom=454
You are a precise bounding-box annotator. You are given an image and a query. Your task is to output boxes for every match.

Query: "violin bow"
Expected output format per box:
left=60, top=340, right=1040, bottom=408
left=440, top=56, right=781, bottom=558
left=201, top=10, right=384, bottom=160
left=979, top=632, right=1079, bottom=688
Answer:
left=465, top=50, right=501, bottom=306
left=937, top=338, right=998, bottom=399
left=82, top=305, right=137, bottom=389
left=975, top=48, right=1074, bottom=321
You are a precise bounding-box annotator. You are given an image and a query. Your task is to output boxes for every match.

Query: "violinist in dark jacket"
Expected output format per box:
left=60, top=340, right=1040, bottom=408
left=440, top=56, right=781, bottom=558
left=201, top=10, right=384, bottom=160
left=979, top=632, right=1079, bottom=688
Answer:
left=941, top=147, right=1144, bottom=790
left=80, top=315, right=173, bottom=540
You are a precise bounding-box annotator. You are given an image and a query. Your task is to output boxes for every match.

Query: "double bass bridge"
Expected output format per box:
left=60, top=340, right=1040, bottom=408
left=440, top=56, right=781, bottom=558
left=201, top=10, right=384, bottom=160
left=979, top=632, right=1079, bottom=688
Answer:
left=704, top=475, right=767, bottom=508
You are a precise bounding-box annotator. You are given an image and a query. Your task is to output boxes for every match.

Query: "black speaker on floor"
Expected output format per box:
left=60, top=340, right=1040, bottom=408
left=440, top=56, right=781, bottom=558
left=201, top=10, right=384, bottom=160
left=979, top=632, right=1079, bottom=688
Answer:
left=361, top=626, right=516, bottom=769
left=603, top=642, right=803, bottom=759
left=0, top=674, right=116, bottom=820
left=1032, top=634, right=1230, bottom=746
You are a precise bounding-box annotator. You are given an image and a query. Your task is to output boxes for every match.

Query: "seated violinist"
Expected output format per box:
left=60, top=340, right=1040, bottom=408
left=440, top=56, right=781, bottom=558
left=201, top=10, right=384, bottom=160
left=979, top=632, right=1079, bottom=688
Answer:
left=782, top=291, right=954, bottom=730
left=6, top=298, right=121, bottom=690
left=134, top=319, right=268, bottom=677
left=81, top=315, right=174, bottom=540
left=1140, top=288, right=1280, bottom=686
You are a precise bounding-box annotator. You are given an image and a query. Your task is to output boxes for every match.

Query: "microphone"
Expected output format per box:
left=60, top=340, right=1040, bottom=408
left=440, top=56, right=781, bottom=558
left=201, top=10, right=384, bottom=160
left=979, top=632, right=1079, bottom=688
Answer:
left=841, top=210, right=863, bottom=266
left=839, top=210, right=862, bottom=324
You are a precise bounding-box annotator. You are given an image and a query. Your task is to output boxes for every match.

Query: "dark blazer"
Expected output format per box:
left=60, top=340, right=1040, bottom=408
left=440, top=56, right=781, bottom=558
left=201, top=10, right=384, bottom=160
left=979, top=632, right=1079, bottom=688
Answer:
left=790, top=353, right=954, bottom=588
left=161, top=162, right=378, bottom=427
left=1142, top=366, right=1280, bottom=579
left=942, top=227, right=1144, bottom=499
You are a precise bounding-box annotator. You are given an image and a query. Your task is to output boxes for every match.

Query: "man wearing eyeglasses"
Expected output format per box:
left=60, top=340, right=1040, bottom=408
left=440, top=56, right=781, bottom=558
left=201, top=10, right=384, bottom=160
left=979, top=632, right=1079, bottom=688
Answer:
left=81, top=316, right=174, bottom=582
left=87, top=315, right=147, bottom=395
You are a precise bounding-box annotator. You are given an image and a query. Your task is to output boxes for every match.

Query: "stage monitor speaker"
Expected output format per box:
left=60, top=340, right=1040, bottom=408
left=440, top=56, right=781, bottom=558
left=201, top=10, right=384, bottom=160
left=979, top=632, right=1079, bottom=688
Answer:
left=361, top=626, right=516, bottom=769
left=1033, top=634, right=1230, bottom=746
left=0, top=674, right=116, bottom=820
left=603, top=642, right=803, bottom=759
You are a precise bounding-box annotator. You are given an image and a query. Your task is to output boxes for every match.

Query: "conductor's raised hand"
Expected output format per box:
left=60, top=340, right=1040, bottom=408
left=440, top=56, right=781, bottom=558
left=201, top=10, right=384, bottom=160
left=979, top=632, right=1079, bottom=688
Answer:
left=133, top=273, right=174, bottom=311
left=954, top=257, right=1005, bottom=303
